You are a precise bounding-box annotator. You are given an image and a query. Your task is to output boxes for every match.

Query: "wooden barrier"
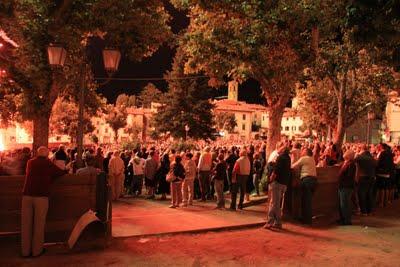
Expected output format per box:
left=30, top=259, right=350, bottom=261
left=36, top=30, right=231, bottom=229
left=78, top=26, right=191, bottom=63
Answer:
left=286, top=166, right=340, bottom=220
left=0, top=173, right=111, bottom=243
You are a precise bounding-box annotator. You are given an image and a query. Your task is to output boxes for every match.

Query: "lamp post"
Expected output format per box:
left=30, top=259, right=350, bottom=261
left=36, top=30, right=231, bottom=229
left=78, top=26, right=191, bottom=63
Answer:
left=185, top=124, right=190, bottom=140
left=48, top=44, right=121, bottom=166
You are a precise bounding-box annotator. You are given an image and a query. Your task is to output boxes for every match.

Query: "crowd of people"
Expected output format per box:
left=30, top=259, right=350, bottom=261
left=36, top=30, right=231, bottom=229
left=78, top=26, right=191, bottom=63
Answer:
left=5, top=138, right=400, bottom=256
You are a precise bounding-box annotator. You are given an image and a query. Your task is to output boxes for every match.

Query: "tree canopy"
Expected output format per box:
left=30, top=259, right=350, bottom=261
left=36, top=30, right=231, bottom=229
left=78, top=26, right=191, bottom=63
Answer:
left=300, top=0, right=397, bottom=145
left=138, top=83, right=163, bottom=108
left=153, top=47, right=215, bottom=140
left=0, top=0, right=172, bottom=150
left=171, top=0, right=317, bottom=155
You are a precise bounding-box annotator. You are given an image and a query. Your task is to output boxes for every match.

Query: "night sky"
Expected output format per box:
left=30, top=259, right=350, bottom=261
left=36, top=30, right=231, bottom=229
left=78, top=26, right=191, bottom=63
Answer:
left=96, top=2, right=263, bottom=105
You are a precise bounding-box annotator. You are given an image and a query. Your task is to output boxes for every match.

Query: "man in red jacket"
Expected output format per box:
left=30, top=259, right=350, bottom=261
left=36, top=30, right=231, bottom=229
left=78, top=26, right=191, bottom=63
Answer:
left=21, top=146, right=67, bottom=257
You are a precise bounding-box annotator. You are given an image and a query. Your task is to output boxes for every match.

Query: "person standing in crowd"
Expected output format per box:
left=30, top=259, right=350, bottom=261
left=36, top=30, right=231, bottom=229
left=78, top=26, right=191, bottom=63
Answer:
left=313, top=142, right=321, bottom=165
left=109, top=151, right=125, bottom=201
left=103, top=151, right=113, bottom=175
left=230, top=150, right=251, bottom=210
left=197, top=146, right=213, bottom=201
left=144, top=150, right=158, bottom=199
left=157, top=153, right=170, bottom=200
left=93, top=147, right=104, bottom=171
left=291, top=142, right=302, bottom=164
left=121, top=151, right=131, bottom=195
left=225, top=147, right=238, bottom=192
left=376, top=143, right=394, bottom=207
left=212, top=153, right=227, bottom=209
left=53, top=145, right=68, bottom=170
left=169, top=155, right=185, bottom=208
left=292, top=148, right=318, bottom=225
left=21, top=146, right=67, bottom=257
left=246, top=146, right=255, bottom=202
left=337, top=150, right=356, bottom=225
left=252, top=153, right=263, bottom=196
left=355, top=145, right=376, bottom=216
left=264, top=144, right=290, bottom=229
left=19, top=147, right=31, bottom=175
left=129, top=152, right=146, bottom=196
left=193, top=151, right=202, bottom=200
left=76, top=154, right=100, bottom=176
left=182, top=152, right=196, bottom=206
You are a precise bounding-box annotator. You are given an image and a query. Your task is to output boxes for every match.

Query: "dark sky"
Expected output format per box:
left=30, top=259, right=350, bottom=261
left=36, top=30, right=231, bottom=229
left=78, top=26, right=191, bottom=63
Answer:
left=96, top=2, right=263, bottom=105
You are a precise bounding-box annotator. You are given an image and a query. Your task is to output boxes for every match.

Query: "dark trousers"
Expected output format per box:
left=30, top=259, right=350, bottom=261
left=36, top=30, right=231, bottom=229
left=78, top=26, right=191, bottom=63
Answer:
left=358, top=176, right=374, bottom=214
left=338, top=188, right=353, bottom=225
left=300, top=176, right=317, bottom=224
left=194, top=177, right=201, bottom=199
left=199, top=171, right=211, bottom=201
left=230, top=175, right=248, bottom=209
left=131, top=174, right=143, bottom=195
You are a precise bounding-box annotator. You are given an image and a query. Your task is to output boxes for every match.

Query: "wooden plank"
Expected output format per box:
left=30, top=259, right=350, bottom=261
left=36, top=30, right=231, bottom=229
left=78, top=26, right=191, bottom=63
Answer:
left=0, top=173, right=98, bottom=236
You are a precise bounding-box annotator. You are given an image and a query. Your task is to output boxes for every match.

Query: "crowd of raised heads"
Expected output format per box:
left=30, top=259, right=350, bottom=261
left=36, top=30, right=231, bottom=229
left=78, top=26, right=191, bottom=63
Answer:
left=2, top=140, right=400, bottom=175
left=2, top=139, right=399, bottom=207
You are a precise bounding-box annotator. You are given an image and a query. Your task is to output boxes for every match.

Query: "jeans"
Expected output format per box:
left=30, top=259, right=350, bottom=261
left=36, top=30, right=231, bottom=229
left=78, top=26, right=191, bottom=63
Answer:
left=267, top=181, right=287, bottom=227
left=230, top=175, right=248, bottom=209
left=182, top=179, right=194, bottom=205
left=131, top=174, right=143, bottom=195
left=358, top=176, right=374, bottom=214
left=253, top=173, right=261, bottom=195
left=300, top=176, right=317, bottom=224
left=338, top=188, right=353, bottom=224
left=199, top=171, right=211, bottom=201
left=170, top=182, right=182, bottom=207
left=214, top=179, right=225, bottom=208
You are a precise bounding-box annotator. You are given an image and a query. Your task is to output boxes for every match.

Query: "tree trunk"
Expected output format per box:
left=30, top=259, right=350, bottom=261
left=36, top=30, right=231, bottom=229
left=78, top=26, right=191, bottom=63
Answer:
left=266, top=102, right=286, bottom=159
left=32, top=113, right=50, bottom=154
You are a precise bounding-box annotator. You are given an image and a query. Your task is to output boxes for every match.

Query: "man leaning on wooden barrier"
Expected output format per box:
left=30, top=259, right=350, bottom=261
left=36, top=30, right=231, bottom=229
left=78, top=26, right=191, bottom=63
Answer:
left=291, top=148, right=318, bottom=225
left=21, top=146, right=67, bottom=257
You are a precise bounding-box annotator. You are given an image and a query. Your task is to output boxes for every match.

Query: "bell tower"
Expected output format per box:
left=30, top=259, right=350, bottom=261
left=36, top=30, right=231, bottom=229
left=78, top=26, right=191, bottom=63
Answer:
left=228, top=80, right=238, bottom=101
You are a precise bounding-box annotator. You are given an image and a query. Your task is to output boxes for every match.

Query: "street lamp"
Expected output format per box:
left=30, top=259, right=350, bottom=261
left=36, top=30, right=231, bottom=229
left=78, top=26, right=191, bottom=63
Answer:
left=47, top=44, right=67, bottom=66
left=185, top=124, right=190, bottom=140
left=47, top=45, right=121, bottom=166
left=102, top=49, right=121, bottom=73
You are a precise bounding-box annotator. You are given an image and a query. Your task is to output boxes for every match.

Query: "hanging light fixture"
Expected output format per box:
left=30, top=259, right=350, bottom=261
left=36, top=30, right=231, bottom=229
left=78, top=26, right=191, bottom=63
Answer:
left=102, top=48, right=121, bottom=73
left=47, top=44, right=67, bottom=66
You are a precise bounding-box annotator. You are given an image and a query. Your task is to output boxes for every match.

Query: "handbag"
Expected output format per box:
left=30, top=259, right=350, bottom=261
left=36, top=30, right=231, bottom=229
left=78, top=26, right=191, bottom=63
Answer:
left=166, top=170, right=176, bottom=182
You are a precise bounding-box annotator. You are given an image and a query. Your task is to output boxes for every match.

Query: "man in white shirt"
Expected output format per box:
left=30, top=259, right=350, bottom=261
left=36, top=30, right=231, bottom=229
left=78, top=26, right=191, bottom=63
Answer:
left=197, top=146, right=213, bottom=201
left=291, top=148, right=317, bottom=225
left=129, top=152, right=145, bottom=196
left=230, top=150, right=251, bottom=210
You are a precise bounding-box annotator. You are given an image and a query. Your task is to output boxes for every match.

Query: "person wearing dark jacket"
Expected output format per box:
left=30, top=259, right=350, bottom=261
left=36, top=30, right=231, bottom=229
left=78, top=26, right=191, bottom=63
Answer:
left=169, top=156, right=185, bottom=208
left=212, top=154, right=227, bottom=209
left=338, top=150, right=356, bottom=225
left=21, top=146, right=67, bottom=257
left=157, top=154, right=170, bottom=200
left=264, top=144, right=290, bottom=229
left=376, top=143, right=395, bottom=207
left=355, top=145, right=376, bottom=215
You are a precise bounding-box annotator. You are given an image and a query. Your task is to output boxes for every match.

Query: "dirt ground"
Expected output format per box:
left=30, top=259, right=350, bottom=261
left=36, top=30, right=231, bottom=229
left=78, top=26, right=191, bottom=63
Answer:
left=1, top=202, right=400, bottom=267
